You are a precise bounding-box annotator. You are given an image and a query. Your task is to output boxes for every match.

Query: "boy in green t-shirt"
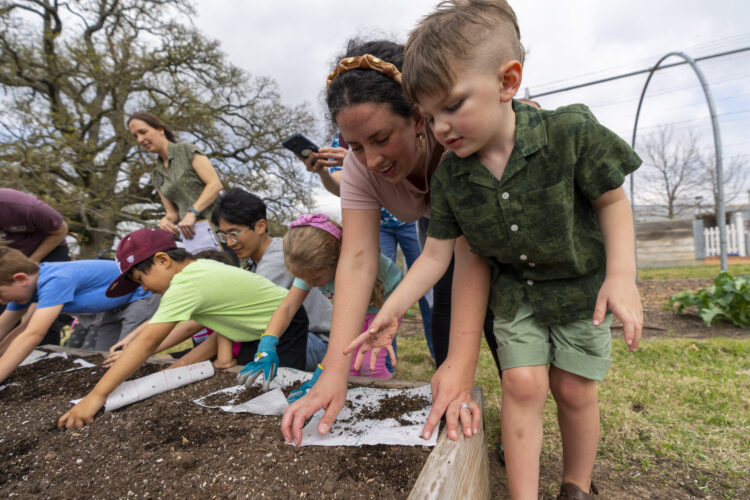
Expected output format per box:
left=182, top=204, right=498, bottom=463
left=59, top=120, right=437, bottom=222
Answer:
left=58, top=227, right=307, bottom=429
left=351, top=2, right=644, bottom=499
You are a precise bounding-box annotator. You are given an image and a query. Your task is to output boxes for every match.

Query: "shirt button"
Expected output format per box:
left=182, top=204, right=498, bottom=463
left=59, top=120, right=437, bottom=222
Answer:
left=529, top=263, right=536, bottom=268
left=510, top=224, right=519, bottom=232
left=527, top=280, right=534, bottom=286
left=502, top=192, right=510, bottom=200
left=520, top=254, right=527, bottom=261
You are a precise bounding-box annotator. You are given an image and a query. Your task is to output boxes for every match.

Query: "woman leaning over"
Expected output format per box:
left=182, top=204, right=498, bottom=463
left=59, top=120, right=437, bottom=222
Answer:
left=281, top=40, right=491, bottom=445
left=128, top=112, right=223, bottom=239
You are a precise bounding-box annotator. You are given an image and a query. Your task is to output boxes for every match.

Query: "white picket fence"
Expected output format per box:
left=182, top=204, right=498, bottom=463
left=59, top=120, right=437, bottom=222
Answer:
left=704, top=212, right=747, bottom=257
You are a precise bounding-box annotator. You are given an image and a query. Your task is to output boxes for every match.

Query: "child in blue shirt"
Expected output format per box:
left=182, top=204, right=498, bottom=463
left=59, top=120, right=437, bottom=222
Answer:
left=0, top=246, right=156, bottom=384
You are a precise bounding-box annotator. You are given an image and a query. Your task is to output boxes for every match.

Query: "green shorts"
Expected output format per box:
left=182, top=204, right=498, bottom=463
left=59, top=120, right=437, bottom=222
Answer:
left=492, top=301, right=612, bottom=381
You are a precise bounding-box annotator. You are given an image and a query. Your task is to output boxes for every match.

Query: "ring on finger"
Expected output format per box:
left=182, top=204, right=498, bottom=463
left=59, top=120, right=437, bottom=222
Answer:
left=460, top=402, right=473, bottom=411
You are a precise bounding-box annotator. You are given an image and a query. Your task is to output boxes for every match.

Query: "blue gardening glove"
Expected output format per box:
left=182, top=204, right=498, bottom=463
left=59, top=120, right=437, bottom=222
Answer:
left=236, top=335, right=279, bottom=391
left=287, top=364, right=323, bottom=404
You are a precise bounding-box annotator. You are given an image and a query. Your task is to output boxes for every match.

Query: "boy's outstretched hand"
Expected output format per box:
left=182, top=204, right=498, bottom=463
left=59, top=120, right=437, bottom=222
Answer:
left=593, top=274, right=643, bottom=351
left=343, top=309, right=398, bottom=372
left=58, top=392, right=106, bottom=429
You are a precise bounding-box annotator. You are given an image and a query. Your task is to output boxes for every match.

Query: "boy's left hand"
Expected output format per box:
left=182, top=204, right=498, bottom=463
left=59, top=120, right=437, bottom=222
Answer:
left=58, top=392, right=106, bottom=429
left=593, top=275, right=643, bottom=351
left=344, top=309, right=399, bottom=372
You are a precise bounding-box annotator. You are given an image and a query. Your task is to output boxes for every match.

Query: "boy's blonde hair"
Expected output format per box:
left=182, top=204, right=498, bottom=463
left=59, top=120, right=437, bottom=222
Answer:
left=403, top=0, right=524, bottom=103
left=0, top=245, right=39, bottom=285
left=282, top=223, right=386, bottom=308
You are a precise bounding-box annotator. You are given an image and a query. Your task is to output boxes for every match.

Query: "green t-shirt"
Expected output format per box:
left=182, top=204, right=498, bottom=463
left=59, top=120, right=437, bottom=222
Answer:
left=151, top=141, right=219, bottom=220
left=150, top=259, right=288, bottom=342
left=428, top=100, right=642, bottom=325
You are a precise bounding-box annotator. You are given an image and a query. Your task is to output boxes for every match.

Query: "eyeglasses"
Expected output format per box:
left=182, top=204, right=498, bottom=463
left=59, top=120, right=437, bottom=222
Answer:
left=217, top=227, right=250, bottom=243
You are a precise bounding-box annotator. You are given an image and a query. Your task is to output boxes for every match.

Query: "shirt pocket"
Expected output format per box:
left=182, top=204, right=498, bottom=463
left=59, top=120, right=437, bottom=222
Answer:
left=454, top=202, right=504, bottom=257
left=519, top=181, right=575, bottom=256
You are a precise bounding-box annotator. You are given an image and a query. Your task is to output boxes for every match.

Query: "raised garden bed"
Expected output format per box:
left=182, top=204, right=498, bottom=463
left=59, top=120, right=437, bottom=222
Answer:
left=0, top=345, right=488, bottom=499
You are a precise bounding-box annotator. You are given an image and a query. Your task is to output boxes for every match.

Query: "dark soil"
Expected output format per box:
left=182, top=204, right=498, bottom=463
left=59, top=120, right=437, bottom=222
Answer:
left=0, top=354, right=431, bottom=498
left=355, top=393, right=430, bottom=426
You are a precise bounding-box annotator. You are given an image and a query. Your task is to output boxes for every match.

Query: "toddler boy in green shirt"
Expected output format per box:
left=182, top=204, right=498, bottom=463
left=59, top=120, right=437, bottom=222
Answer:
left=59, top=227, right=307, bottom=429
left=353, top=1, right=644, bottom=498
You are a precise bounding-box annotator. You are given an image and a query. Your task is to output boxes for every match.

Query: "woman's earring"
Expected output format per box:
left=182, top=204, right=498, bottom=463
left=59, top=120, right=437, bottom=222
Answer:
left=417, top=132, right=425, bottom=148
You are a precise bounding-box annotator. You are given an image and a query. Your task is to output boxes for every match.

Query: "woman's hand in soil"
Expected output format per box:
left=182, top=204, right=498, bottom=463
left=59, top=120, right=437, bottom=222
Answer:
left=594, top=274, right=643, bottom=352
left=281, top=367, right=348, bottom=446
left=57, top=392, right=106, bottom=429
left=344, top=311, right=398, bottom=372
left=424, top=361, right=481, bottom=441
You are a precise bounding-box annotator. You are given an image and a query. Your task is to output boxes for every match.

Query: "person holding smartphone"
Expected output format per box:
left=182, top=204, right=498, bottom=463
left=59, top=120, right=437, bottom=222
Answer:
left=287, top=132, right=348, bottom=197
left=127, top=112, right=223, bottom=240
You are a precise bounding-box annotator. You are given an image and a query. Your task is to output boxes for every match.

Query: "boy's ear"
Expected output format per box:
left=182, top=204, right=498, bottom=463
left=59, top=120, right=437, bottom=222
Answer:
left=498, top=60, right=523, bottom=103
left=254, top=219, right=268, bottom=234
left=12, top=272, right=30, bottom=286
left=412, top=112, right=425, bottom=136
left=153, top=251, right=171, bottom=266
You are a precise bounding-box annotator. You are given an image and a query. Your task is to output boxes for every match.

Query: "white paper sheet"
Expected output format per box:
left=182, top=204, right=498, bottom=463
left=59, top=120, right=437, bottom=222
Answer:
left=102, top=360, right=214, bottom=411
left=298, top=385, right=438, bottom=447
left=18, top=350, right=68, bottom=366
left=179, top=220, right=221, bottom=253
left=193, top=367, right=438, bottom=447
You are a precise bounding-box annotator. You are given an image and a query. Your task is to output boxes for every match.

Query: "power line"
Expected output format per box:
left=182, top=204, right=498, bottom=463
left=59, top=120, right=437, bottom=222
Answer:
left=526, top=46, right=750, bottom=99
left=526, top=32, right=750, bottom=92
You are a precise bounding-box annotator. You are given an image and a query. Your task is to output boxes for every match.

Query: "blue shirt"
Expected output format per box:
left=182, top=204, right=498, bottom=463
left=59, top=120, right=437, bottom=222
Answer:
left=293, top=254, right=403, bottom=315
left=7, top=260, right=150, bottom=313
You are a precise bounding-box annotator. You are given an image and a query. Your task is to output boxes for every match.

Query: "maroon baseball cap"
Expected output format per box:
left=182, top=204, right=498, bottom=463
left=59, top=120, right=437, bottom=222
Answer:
left=106, top=228, right=177, bottom=297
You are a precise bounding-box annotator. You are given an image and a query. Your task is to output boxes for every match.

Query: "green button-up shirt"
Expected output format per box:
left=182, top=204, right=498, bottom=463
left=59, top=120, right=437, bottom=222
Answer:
left=428, top=100, right=642, bottom=325
left=152, top=142, right=217, bottom=221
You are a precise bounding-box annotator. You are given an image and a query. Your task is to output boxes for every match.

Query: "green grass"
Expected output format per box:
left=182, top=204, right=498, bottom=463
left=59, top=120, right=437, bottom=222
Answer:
left=638, top=263, right=750, bottom=280
left=393, top=335, right=750, bottom=497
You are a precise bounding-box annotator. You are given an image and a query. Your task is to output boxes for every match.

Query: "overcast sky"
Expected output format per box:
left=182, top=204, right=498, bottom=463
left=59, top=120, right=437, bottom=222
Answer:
left=192, top=0, right=750, bottom=218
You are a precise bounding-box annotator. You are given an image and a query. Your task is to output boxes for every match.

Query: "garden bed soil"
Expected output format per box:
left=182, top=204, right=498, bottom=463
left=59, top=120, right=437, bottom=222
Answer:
left=0, top=354, right=432, bottom=498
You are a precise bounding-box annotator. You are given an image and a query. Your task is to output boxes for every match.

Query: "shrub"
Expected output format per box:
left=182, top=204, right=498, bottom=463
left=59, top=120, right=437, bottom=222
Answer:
left=669, top=272, right=750, bottom=328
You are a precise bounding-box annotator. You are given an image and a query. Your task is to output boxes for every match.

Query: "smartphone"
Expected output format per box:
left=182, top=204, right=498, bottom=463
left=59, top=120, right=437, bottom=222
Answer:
left=282, top=133, right=320, bottom=159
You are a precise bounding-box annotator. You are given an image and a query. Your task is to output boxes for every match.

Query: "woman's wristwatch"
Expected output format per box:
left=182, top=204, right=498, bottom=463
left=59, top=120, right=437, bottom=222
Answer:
left=187, top=205, right=201, bottom=217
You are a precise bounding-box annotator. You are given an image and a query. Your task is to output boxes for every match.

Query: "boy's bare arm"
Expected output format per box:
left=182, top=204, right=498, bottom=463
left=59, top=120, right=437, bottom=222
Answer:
left=0, top=305, right=63, bottom=384
left=154, top=320, right=203, bottom=353
left=170, top=331, right=218, bottom=369
left=0, top=307, right=27, bottom=344
left=58, top=321, right=176, bottom=428
left=103, top=320, right=152, bottom=367
left=592, top=186, right=643, bottom=351
left=349, top=236, right=455, bottom=355
left=381, top=236, right=455, bottom=317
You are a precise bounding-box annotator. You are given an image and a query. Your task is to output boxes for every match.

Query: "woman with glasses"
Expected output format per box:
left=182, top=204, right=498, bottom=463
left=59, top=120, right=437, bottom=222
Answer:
left=128, top=112, right=223, bottom=240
